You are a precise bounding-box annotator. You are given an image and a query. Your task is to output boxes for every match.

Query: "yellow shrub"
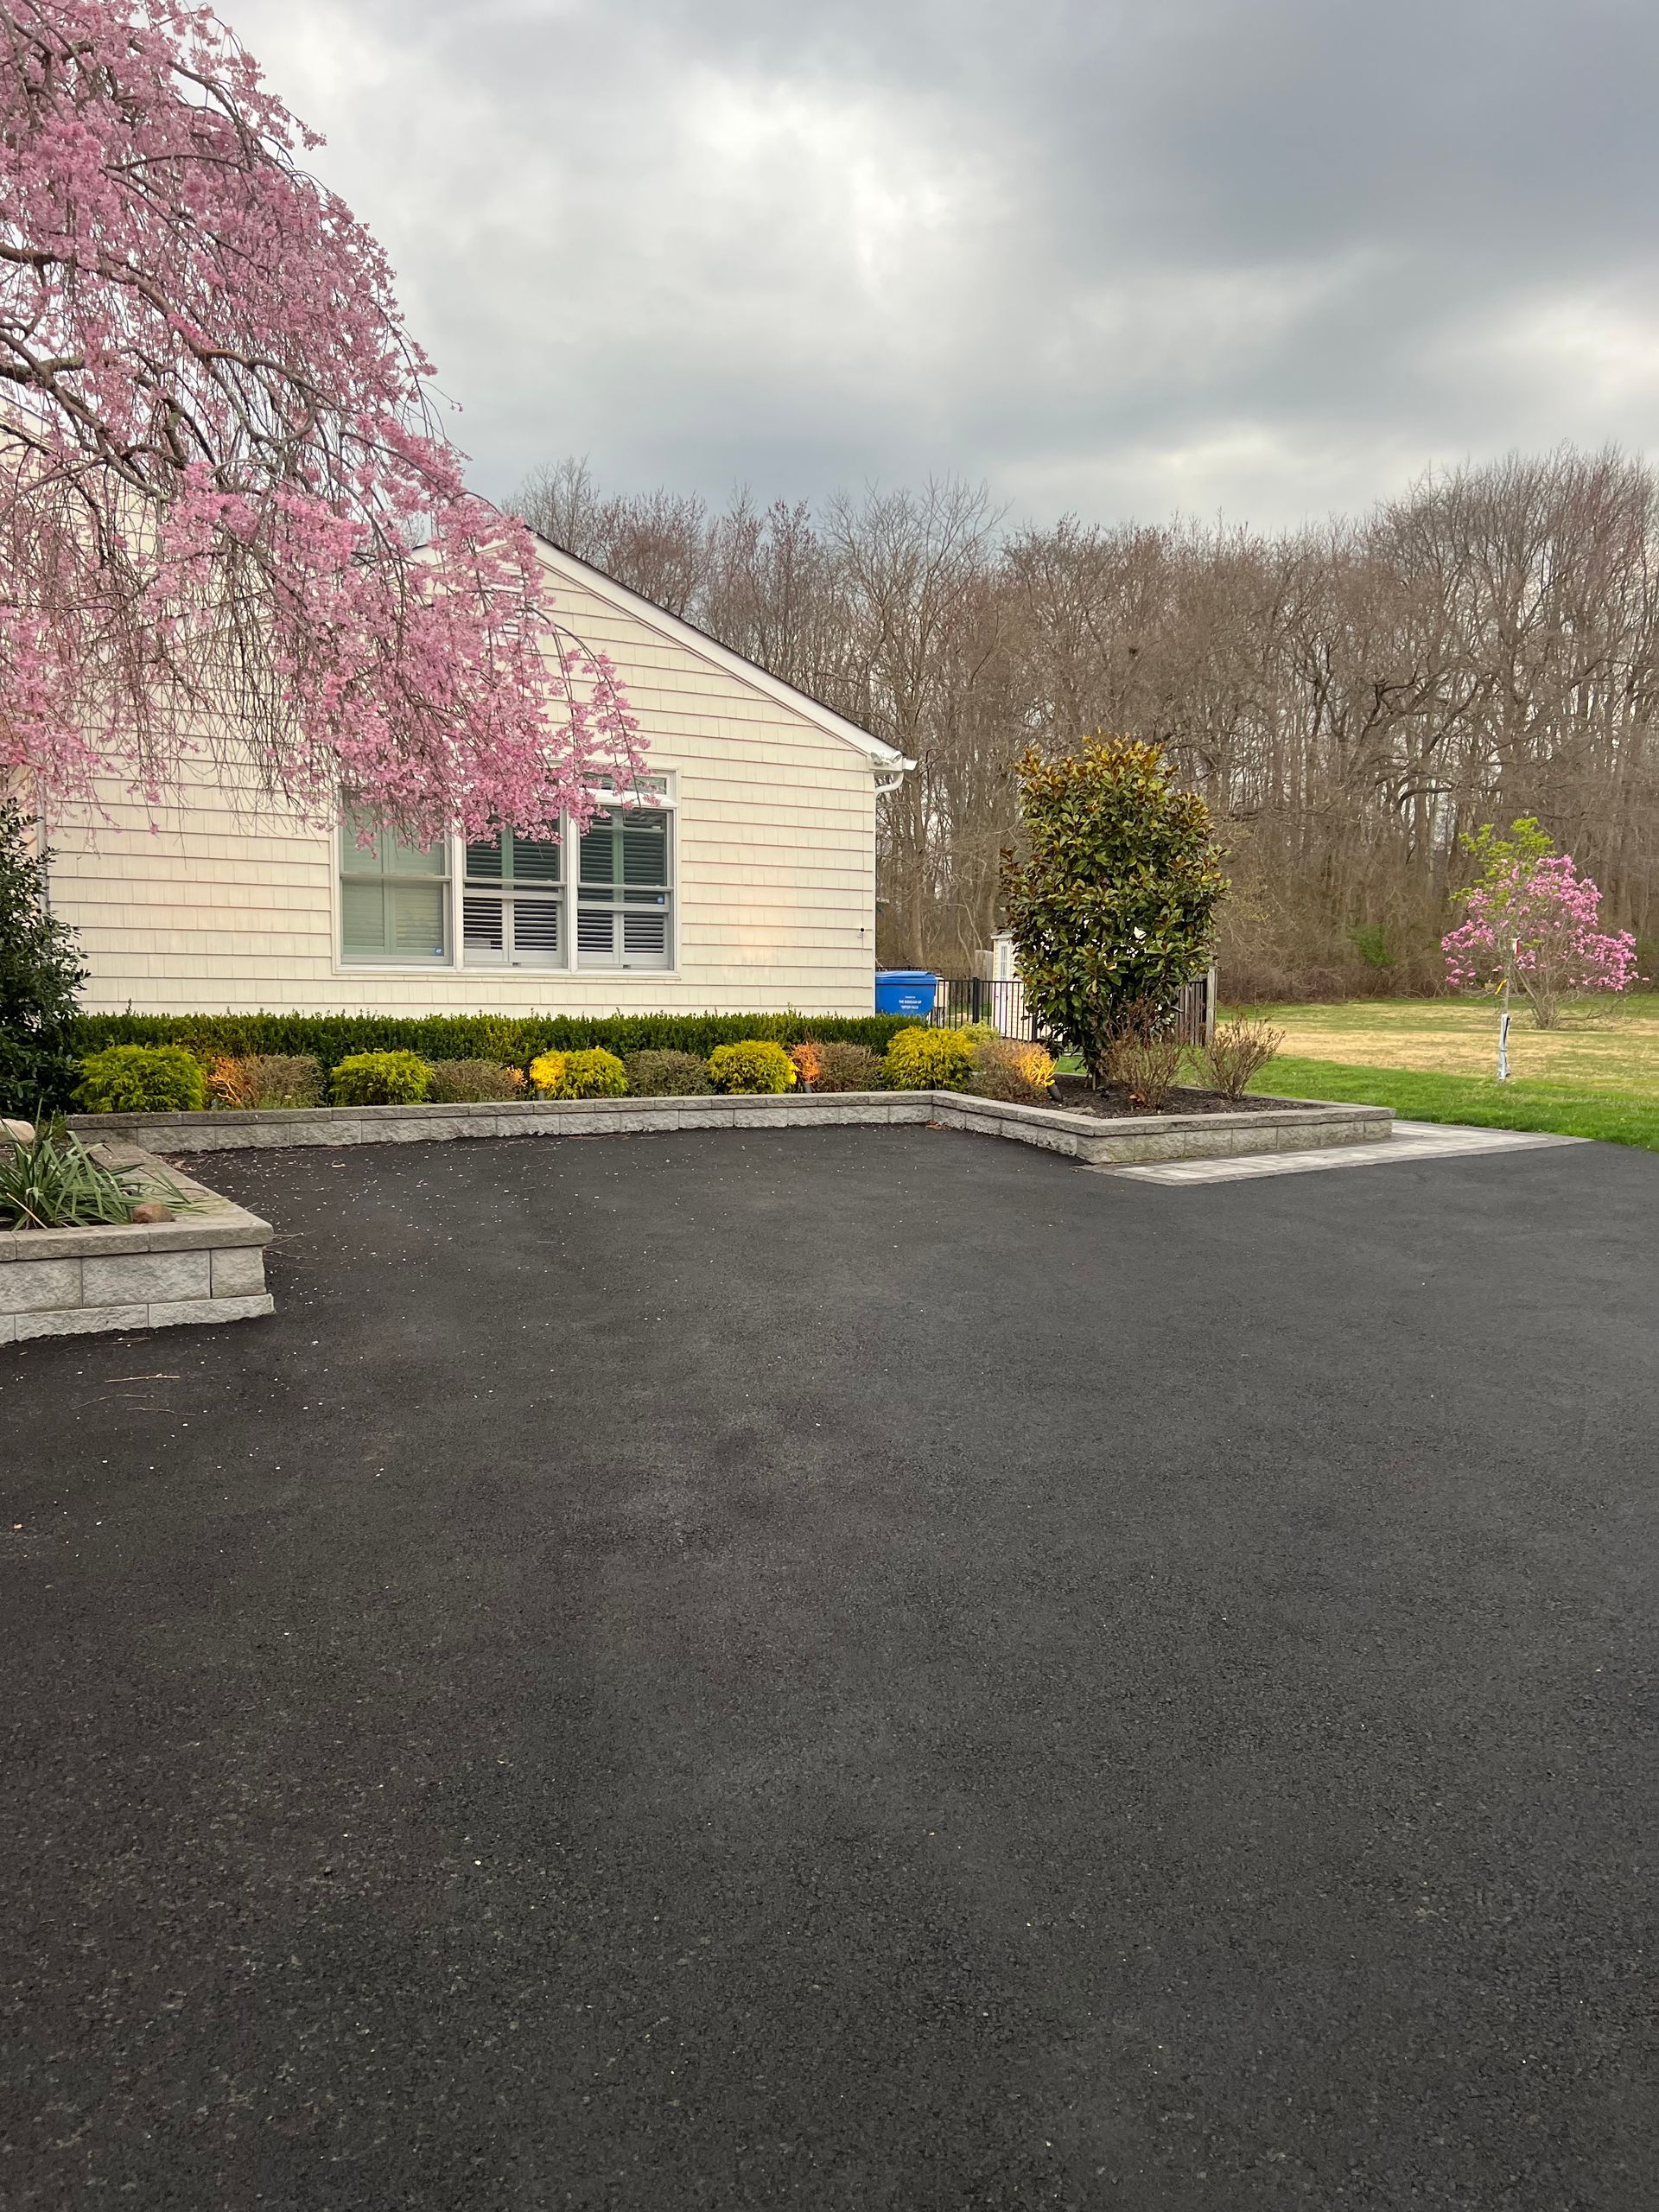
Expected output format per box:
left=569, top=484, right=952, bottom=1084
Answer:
left=529, top=1047, right=627, bottom=1099
left=707, top=1039, right=798, bottom=1094
left=882, top=1026, right=976, bottom=1091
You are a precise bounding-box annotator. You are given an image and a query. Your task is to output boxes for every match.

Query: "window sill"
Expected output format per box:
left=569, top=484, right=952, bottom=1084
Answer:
left=333, top=963, right=684, bottom=982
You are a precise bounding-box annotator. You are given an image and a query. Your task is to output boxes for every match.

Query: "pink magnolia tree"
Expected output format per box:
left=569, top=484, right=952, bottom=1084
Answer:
left=1442, top=820, right=1637, bottom=1028
left=0, top=0, right=642, bottom=842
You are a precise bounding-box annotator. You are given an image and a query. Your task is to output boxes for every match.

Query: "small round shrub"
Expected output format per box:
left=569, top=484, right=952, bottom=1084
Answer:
left=882, top=1026, right=976, bottom=1092
left=965, top=1036, right=1057, bottom=1103
left=624, top=1049, right=714, bottom=1096
left=329, top=1051, right=432, bottom=1107
left=791, top=1039, right=886, bottom=1093
left=426, top=1058, right=527, bottom=1103
left=529, top=1047, right=628, bottom=1100
left=207, top=1054, right=324, bottom=1110
left=707, top=1039, right=798, bottom=1094
left=76, top=1044, right=206, bottom=1114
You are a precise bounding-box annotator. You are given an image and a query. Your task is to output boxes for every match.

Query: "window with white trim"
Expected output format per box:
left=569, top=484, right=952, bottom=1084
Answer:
left=575, top=801, right=672, bottom=970
left=338, top=776, right=675, bottom=971
left=462, top=831, right=564, bottom=968
left=339, top=816, right=449, bottom=964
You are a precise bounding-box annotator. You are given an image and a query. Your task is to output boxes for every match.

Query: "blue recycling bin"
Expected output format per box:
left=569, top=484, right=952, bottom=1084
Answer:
left=874, top=969, right=938, bottom=1019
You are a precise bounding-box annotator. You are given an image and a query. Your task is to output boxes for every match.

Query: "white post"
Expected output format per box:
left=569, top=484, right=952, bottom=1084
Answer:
left=1496, top=976, right=1511, bottom=1083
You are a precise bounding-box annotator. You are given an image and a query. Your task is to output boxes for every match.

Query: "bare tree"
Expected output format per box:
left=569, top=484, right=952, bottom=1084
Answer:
left=511, top=448, right=1659, bottom=993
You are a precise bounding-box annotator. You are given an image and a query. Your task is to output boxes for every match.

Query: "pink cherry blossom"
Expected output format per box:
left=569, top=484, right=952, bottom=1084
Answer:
left=0, top=0, right=643, bottom=842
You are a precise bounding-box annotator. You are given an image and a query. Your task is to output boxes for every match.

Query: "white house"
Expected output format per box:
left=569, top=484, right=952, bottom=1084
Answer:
left=39, top=538, right=909, bottom=1018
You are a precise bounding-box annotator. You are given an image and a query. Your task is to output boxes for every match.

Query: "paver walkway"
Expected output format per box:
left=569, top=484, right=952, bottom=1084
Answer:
left=1096, top=1116, right=1586, bottom=1184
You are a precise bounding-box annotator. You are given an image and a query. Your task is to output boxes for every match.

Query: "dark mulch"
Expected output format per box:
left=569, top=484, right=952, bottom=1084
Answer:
left=1047, top=1077, right=1328, bottom=1119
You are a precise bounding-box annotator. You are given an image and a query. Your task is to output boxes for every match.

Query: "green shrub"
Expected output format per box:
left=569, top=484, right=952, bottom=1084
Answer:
left=791, top=1039, right=886, bottom=1093
left=883, top=1026, right=976, bottom=1091
left=207, top=1054, right=324, bottom=1109
left=426, top=1058, right=526, bottom=1103
left=1001, top=736, right=1225, bottom=1082
left=76, top=1044, right=206, bottom=1114
left=0, top=802, right=86, bottom=1117
left=707, top=1039, right=798, bottom=1094
left=529, top=1048, right=628, bottom=1099
left=329, top=1051, right=432, bottom=1106
left=71, top=1009, right=912, bottom=1069
left=624, top=1050, right=714, bottom=1096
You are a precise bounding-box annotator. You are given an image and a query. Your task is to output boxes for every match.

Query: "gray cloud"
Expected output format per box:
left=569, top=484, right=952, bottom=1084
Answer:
left=225, top=0, right=1659, bottom=528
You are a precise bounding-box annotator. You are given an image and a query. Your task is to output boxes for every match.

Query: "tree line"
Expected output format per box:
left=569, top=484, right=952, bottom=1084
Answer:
left=513, top=447, right=1659, bottom=997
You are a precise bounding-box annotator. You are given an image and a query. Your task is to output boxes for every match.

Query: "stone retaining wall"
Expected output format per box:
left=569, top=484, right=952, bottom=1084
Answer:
left=932, top=1094, right=1394, bottom=1165
left=1, top=1150, right=273, bottom=1342
left=68, top=1089, right=1391, bottom=1165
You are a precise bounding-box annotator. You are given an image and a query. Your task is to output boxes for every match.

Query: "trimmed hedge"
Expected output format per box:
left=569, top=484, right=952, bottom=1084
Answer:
left=72, top=1009, right=912, bottom=1070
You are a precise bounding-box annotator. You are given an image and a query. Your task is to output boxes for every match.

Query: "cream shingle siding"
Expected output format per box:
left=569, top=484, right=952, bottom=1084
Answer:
left=43, top=553, right=888, bottom=1016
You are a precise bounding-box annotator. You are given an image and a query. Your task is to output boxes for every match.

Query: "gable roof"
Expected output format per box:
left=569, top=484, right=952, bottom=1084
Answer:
left=530, top=532, right=912, bottom=772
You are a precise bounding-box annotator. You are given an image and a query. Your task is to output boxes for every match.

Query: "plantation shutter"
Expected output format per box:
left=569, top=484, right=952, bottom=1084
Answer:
left=462, top=833, right=564, bottom=967
left=340, top=819, right=448, bottom=963
left=575, top=807, right=671, bottom=969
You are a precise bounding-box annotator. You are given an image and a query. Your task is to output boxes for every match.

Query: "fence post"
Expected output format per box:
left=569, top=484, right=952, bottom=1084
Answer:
left=1205, top=963, right=1218, bottom=1046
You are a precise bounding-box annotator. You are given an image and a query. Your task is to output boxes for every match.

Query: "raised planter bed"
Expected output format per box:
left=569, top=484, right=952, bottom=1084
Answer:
left=1, top=1146, right=273, bottom=1343
left=931, top=1091, right=1392, bottom=1165
left=70, top=1088, right=1392, bottom=1167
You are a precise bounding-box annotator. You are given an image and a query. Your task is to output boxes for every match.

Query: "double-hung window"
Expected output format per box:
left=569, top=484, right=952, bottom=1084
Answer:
left=339, top=817, right=450, bottom=964
left=338, top=779, right=674, bottom=971
left=575, top=800, right=673, bottom=970
left=461, top=833, right=564, bottom=967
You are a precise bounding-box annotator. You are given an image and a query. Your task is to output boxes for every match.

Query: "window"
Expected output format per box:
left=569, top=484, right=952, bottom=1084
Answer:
left=337, top=779, right=677, bottom=971
left=339, top=817, right=449, bottom=964
left=462, top=832, right=564, bottom=968
left=575, top=804, right=672, bottom=969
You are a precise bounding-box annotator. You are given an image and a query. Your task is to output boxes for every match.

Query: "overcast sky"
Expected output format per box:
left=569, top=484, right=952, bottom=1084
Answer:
left=225, top=0, right=1659, bottom=533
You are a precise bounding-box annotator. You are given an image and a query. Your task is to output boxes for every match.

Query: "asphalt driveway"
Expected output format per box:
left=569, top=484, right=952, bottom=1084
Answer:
left=3, top=1126, right=1656, bottom=2209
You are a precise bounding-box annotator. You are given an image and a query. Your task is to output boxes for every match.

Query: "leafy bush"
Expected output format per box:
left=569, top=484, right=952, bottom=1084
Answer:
left=883, top=1026, right=976, bottom=1091
left=966, top=1036, right=1056, bottom=1103
left=0, top=802, right=86, bottom=1117
left=329, top=1051, right=432, bottom=1106
left=76, top=1044, right=206, bottom=1114
left=707, top=1039, right=798, bottom=1094
left=73, top=1008, right=912, bottom=1069
left=1001, top=736, right=1225, bottom=1081
left=207, top=1053, right=324, bottom=1109
left=794, top=1039, right=886, bottom=1093
left=1198, top=1020, right=1285, bottom=1102
left=0, top=1122, right=182, bottom=1230
left=1103, top=1001, right=1185, bottom=1110
left=624, top=1050, right=713, bottom=1096
left=529, top=1048, right=628, bottom=1099
left=426, top=1058, right=527, bottom=1103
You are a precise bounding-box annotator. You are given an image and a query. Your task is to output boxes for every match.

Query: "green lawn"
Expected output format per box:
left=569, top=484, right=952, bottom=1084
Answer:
left=1251, top=1056, right=1659, bottom=1151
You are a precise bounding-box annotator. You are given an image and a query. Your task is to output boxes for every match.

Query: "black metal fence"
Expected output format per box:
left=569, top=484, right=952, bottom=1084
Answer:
left=928, top=969, right=1216, bottom=1047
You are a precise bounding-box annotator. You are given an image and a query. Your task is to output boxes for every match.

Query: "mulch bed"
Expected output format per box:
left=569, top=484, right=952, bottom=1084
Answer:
left=1047, top=1079, right=1328, bottom=1121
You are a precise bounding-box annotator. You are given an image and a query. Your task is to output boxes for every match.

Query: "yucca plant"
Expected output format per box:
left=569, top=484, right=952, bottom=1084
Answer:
left=0, top=1122, right=180, bottom=1231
